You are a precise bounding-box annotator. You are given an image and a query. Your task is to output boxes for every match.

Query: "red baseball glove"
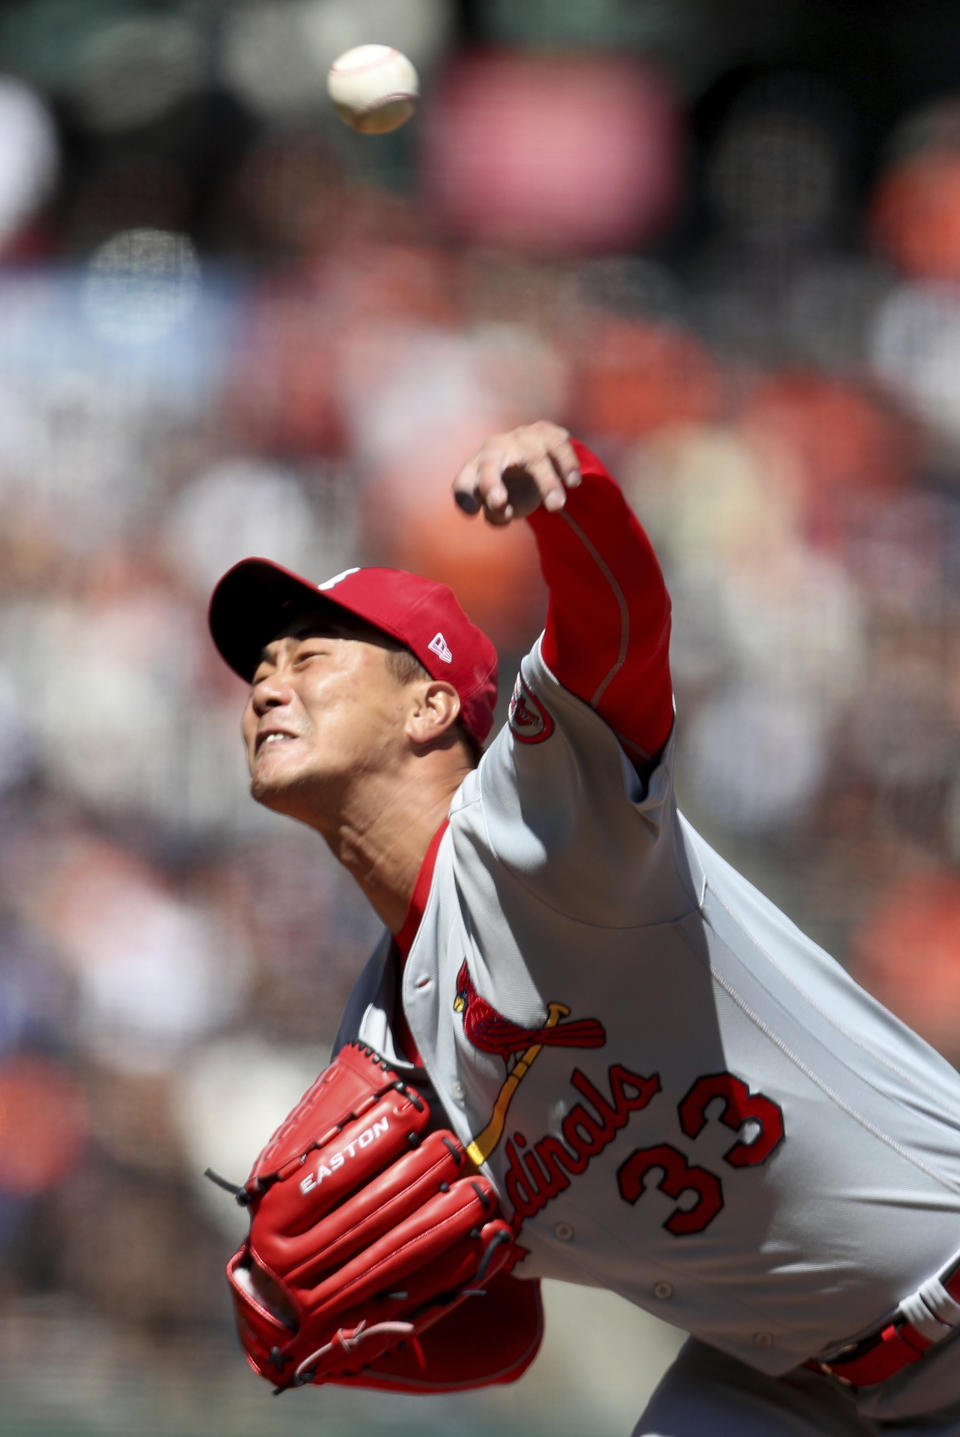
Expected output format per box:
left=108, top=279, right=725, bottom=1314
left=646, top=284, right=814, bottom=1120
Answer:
left=221, top=1041, right=543, bottom=1393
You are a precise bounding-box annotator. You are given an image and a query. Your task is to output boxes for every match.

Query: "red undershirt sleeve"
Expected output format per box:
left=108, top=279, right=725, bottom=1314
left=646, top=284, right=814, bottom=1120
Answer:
left=526, top=438, right=674, bottom=764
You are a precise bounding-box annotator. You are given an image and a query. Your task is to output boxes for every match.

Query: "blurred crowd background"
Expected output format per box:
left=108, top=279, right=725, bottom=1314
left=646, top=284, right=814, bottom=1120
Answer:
left=1, top=0, right=960, bottom=1433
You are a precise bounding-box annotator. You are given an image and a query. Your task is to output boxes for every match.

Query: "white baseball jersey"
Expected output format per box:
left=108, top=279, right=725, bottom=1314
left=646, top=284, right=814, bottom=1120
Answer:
left=334, top=443, right=960, bottom=1428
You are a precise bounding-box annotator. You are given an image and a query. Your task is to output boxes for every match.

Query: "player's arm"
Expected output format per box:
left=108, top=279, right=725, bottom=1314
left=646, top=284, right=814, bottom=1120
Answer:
left=453, top=421, right=673, bottom=765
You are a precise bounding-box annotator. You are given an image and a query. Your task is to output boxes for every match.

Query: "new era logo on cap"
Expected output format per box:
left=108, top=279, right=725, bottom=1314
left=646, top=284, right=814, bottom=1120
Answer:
left=428, top=632, right=453, bottom=664
left=208, top=559, right=499, bottom=745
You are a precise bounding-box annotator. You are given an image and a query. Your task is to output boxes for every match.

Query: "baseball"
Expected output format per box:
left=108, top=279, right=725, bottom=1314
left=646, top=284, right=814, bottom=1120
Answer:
left=327, top=45, right=419, bottom=135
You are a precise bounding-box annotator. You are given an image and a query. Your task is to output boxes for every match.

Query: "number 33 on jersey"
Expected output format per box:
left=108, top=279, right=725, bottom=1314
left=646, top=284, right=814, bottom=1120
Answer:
left=455, top=956, right=785, bottom=1240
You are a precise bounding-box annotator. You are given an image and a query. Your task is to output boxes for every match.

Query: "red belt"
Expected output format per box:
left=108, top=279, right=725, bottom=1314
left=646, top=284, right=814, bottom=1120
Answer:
left=809, top=1261, right=960, bottom=1389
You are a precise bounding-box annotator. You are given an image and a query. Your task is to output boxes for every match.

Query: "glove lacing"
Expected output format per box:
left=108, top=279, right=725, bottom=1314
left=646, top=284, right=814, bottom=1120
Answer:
left=288, top=1320, right=416, bottom=1389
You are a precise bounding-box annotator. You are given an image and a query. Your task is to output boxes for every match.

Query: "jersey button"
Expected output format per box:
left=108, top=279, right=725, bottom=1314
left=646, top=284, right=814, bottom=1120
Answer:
left=449, top=1080, right=466, bottom=1102
left=554, top=1221, right=575, bottom=1242
left=653, top=1281, right=673, bottom=1300
left=753, top=1332, right=774, bottom=1348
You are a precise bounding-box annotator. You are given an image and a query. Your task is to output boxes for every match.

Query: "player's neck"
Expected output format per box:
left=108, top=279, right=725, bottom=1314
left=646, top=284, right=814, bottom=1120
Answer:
left=324, top=764, right=466, bottom=934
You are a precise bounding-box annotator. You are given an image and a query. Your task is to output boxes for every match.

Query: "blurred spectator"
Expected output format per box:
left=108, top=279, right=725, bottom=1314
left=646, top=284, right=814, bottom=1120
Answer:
left=422, top=51, right=684, bottom=253
left=853, top=870, right=960, bottom=1064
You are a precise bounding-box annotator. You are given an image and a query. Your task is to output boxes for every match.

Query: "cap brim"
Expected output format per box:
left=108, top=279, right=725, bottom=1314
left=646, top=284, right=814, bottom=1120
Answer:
left=209, top=558, right=340, bottom=682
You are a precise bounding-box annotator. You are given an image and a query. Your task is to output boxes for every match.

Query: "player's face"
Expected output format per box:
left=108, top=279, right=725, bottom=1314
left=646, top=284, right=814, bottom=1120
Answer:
left=241, top=615, right=413, bottom=825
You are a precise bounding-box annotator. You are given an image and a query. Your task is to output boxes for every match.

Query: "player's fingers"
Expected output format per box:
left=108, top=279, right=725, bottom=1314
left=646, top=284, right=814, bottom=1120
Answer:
left=454, top=449, right=511, bottom=519
left=452, top=454, right=492, bottom=516
left=503, top=422, right=579, bottom=492
left=452, top=471, right=482, bottom=515
left=452, top=423, right=580, bottom=521
left=508, top=453, right=569, bottom=515
left=549, top=431, right=581, bottom=490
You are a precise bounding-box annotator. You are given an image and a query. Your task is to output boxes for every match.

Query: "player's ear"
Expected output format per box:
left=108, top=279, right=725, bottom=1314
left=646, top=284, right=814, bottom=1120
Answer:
left=406, top=681, right=461, bottom=747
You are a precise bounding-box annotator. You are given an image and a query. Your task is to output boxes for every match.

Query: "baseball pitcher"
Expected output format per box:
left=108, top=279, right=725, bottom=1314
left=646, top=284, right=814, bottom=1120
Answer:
left=207, top=422, right=960, bottom=1434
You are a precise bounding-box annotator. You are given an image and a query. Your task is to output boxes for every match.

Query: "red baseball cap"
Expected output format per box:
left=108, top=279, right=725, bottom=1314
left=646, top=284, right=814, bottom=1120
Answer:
left=208, top=559, right=499, bottom=745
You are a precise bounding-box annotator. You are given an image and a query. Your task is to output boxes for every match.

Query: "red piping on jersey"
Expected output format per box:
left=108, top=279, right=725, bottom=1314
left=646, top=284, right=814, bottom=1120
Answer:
left=396, top=818, right=449, bottom=958
left=565, top=510, right=631, bottom=712
left=527, top=438, right=673, bottom=763
left=392, top=818, right=449, bottom=1064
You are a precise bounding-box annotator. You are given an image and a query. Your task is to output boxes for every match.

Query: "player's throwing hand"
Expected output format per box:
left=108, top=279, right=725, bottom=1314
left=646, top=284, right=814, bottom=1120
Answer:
left=452, top=420, right=581, bottom=525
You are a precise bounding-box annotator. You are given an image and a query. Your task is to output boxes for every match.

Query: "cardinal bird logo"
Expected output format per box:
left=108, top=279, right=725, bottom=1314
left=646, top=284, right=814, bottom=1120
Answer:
left=454, top=962, right=606, bottom=1057
left=453, top=960, right=606, bottom=1165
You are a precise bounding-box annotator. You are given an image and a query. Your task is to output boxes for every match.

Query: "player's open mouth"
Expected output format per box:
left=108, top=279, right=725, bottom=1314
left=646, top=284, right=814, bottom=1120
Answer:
left=256, top=731, right=297, bottom=753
